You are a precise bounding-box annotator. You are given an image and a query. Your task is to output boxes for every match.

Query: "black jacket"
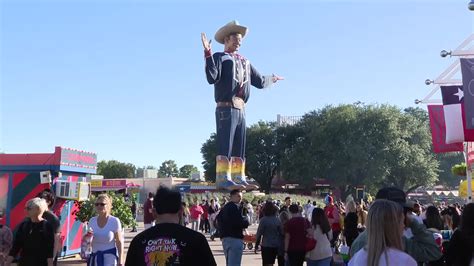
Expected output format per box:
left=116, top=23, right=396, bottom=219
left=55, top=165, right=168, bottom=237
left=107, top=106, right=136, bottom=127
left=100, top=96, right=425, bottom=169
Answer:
left=446, top=229, right=474, bottom=266
left=218, top=202, right=249, bottom=239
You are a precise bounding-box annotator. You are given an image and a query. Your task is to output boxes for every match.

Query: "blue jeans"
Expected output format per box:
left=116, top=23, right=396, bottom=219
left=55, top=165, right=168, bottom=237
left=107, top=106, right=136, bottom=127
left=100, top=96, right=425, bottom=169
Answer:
left=222, top=237, right=244, bottom=266
left=216, top=106, right=246, bottom=158
left=306, top=257, right=332, bottom=266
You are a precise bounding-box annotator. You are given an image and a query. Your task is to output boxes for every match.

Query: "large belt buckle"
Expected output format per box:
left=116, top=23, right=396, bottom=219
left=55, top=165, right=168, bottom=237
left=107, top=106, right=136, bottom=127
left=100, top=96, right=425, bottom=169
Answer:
left=232, top=97, right=245, bottom=110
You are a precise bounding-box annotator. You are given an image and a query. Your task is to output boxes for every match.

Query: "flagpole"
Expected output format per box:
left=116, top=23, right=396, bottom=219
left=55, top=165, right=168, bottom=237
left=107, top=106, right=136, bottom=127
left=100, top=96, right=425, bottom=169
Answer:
left=464, top=142, right=473, bottom=203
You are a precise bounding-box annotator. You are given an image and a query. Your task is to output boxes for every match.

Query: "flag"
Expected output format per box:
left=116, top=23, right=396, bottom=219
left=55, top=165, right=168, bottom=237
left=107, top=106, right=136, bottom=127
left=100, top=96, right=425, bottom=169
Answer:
left=441, top=85, right=474, bottom=143
left=460, top=58, right=474, bottom=129
left=427, top=105, right=463, bottom=153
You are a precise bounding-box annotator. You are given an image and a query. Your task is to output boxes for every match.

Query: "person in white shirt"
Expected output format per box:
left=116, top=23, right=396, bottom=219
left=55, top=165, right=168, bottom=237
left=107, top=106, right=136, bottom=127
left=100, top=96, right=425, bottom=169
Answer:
left=303, top=200, right=312, bottom=218
left=306, top=207, right=333, bottom=266
left=246, top=202, right=254, bottom=225
left=349, top=199, right=417, bottom=266
left=88, top=194, right=124, bottom=266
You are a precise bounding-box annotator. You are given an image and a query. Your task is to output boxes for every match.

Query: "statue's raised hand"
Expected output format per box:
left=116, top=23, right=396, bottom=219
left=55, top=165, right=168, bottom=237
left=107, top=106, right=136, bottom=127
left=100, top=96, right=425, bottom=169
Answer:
left=201, top=32, right=212, bottom=52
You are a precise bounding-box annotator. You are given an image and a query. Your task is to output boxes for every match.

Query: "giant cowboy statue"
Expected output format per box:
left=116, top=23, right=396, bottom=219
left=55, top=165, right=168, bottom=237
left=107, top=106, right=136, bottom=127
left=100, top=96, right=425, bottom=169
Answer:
left=201, top=21, right=284, bottom=190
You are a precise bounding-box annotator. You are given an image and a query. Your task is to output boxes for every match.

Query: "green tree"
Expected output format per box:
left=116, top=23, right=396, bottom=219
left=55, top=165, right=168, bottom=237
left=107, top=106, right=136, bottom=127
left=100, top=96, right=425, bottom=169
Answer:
left=281, top=105, right=438, bottom=196
left=245, top=122, right=281, bottom=193
left=436, top=153, right=464, bottom=188
left=201, top=134, right=217, bottom=182
left=179, top=164, right=199, bottom=179
left=381, top=107, right=438, bottom=192
left=158, top=160, right=179, bottom=177
left=200, top=105, right=439, bottom=196
left=97, top=160, right=136, bottom=179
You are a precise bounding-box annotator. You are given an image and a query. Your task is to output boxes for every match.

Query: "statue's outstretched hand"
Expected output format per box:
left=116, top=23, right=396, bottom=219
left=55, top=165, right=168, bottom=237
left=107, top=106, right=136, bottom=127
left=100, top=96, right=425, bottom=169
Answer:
left=272, top=74, right=284, bottom=83
left=201, top=33, right=212, bottom=52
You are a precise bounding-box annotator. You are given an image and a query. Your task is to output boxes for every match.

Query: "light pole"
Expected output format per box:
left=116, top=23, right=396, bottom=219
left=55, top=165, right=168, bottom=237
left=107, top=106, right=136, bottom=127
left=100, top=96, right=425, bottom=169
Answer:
left=469, top=0, right=474, bottom=11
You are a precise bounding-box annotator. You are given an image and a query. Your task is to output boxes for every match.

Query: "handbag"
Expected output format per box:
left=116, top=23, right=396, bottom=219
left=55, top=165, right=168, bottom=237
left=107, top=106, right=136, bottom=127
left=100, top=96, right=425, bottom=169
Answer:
left=304, top=220, right=317, bottom=252
left=336, top=234, right=350, bottom=262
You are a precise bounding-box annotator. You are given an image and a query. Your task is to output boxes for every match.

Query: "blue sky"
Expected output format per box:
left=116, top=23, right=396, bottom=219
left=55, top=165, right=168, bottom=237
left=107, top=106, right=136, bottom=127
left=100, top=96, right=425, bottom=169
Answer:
left=1, top=0, right=473, bottom=172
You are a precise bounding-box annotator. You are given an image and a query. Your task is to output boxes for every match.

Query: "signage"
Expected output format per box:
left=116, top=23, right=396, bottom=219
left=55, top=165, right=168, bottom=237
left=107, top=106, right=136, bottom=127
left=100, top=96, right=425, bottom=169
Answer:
left=90, top=175, right=104, bottom=180
left=60, top=147, right=97, bottom=169
left=90, top=180, right=103, bottom=188
left=102, top=180, right=126, bottom=188
left=90, top=179, right=127, bottom=188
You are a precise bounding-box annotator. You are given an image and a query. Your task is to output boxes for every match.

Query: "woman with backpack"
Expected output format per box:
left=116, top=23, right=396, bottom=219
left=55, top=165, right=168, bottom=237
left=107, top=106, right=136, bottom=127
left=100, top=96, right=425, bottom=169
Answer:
left=7, top=198, right=55, bottom=266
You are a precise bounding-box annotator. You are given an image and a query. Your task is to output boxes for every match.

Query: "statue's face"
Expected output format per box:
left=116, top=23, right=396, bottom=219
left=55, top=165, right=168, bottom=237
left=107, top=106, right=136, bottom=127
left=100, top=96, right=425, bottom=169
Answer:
left=224, top=33, right=242, bottom=53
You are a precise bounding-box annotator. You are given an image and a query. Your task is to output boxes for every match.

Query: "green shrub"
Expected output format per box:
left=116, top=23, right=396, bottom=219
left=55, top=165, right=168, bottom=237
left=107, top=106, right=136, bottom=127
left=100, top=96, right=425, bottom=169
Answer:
left=452, top=162, right=466, bottom=177
left=74, top=192, right=137, bottom=229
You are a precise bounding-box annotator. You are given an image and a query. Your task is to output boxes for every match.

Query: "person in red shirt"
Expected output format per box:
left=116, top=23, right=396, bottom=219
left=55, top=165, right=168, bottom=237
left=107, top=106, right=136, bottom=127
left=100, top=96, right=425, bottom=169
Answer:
left=143, top=192, right=155, bottom=230
left=190, top=201, right=204, bottom=232
left=324, top=195, right=341, bottom=247
left=200, top=200, right=210, bottom=233
left=284, top=204, right=311, bottom=266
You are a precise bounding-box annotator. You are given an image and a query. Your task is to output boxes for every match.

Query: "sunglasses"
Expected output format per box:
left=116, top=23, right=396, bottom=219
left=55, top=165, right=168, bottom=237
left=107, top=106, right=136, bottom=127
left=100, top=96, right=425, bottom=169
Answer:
left=95, top=203, right=106, bottom=207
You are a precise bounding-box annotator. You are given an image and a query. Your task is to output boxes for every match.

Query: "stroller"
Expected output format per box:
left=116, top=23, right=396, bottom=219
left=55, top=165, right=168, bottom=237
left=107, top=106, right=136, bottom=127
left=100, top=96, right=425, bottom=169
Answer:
left=243, top=234, right=256, bottom=250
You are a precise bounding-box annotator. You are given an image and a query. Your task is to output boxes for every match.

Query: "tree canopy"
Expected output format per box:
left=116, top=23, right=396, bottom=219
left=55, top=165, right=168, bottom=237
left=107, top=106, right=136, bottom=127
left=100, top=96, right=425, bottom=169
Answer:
left=97, top=160, right=136, bottom=179
left=158, top=160, right=179, bottom=177
left=201, top=104, right=444, bottom=194
left=179, top=164, right=199, bottom=179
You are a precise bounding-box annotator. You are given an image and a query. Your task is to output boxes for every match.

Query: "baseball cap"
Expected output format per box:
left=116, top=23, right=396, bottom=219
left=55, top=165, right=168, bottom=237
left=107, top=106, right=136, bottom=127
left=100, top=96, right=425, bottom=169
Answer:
left=375, top=187, right=411, bottom=208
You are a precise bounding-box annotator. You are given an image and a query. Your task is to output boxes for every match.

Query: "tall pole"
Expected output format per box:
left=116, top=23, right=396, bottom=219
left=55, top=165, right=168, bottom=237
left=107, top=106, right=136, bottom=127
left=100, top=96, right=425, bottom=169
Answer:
left=465, top=143, right=472, bottom=203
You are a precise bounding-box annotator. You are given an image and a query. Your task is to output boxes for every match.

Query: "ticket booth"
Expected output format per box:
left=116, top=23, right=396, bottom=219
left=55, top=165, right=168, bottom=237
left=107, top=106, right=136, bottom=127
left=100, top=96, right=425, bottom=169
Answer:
left=0, top=146, right=95, bottom=257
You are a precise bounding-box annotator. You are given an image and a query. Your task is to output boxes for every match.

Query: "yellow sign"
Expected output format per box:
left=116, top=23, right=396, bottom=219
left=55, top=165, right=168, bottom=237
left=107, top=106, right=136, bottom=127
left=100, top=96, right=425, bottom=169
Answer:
left=459, top=180, right=474, bottom=198
left=90, top=180, right=102, bottom=187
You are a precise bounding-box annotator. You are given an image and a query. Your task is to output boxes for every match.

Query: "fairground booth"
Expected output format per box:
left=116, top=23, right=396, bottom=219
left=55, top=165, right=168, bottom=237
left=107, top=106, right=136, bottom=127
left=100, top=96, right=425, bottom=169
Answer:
left=0, top=146, right=94, bottom=257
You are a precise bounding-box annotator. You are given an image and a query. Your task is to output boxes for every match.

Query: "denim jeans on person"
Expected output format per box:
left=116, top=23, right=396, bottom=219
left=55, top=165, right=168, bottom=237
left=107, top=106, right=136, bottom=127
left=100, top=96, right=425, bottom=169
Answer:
left=215, top=106, right=246, bottom=158
left=306, top=257, right=332, bottom=266
left=222, top=237, right=244, bottom=266
left=190, top=219, right=200, bottom=231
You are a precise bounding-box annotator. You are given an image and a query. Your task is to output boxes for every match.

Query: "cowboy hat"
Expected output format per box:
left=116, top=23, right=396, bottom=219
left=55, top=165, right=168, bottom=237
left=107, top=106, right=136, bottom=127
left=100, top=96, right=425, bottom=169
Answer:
left=214, top=20, right=248, bottom=44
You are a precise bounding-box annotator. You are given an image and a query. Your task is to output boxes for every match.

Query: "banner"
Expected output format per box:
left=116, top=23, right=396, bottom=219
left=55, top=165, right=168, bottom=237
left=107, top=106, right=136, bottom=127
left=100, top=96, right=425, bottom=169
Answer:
left=460, top=58, right=474, bottom=129
left=427, top=105, right=463, bottom=153
left=441, top=86, right=474, bottom=143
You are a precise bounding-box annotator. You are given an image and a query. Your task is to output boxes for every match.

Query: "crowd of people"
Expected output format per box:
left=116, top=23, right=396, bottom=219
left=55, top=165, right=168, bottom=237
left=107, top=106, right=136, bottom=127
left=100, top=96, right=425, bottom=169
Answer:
left=196, top=187, right=474, bottom=266
left=2, top=185, right=474, bottom=266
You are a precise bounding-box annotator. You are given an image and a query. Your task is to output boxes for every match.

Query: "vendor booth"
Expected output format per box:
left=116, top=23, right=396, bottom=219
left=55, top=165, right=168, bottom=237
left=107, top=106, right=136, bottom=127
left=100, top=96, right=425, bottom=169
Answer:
left=0, top=146, right=94, bottom=257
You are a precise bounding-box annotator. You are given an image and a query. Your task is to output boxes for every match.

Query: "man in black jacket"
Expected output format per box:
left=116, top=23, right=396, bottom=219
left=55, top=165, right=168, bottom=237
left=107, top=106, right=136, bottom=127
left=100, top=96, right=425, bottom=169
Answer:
left=217, top=189, right=249, bottom=266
